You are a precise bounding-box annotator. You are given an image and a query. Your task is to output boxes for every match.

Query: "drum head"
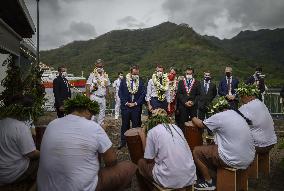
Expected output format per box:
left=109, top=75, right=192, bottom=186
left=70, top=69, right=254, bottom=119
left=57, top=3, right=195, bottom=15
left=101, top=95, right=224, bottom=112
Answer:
left=124, top=127, right=143, bottom=136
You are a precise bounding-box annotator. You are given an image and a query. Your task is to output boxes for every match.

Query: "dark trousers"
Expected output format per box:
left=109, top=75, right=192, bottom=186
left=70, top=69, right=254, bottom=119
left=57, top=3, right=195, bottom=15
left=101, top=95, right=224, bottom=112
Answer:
left=55, top=107, right=65, bottom=118
left=228, top=100, right=238, bottom=110
left=177, top=104, right=197, bottom=132
left=121, top=106, right=141, bottom=145
left=150, top=97, right=168, bottom=110
left=198, top=108, right=213, bottom=136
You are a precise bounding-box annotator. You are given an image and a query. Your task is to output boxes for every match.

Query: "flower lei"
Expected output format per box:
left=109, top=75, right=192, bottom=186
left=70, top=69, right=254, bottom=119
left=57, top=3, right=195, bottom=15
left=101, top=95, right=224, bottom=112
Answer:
left=183, top=78, right=195, bottom=95
left=126, top=73, right=139, bottom=94
left=208, top=96, right=230, bottom=115
left=92, top=68, right=109, bottom=88
left=152, top=73, right=169, bottom=101
left=168, top=77, right=177, bottom=102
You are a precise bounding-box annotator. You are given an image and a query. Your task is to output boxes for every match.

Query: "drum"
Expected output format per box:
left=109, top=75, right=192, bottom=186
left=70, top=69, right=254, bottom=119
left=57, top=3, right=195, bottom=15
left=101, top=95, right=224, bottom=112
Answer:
left=184, top=121, right=203, bottom=151
left=35, top=125, right=47, bottom=150
left=124, top=128, right=144, bottom=164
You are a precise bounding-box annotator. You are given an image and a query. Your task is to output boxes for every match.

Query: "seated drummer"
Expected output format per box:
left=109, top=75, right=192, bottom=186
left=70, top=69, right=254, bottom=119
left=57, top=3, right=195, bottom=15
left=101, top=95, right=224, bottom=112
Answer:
left=138, top=109, right=196, bottom=189
left=237, top=83, right=277, bottom=153
left=37, top=95, right=137, bottom=191
left=191, top=97, right=255, bottom=191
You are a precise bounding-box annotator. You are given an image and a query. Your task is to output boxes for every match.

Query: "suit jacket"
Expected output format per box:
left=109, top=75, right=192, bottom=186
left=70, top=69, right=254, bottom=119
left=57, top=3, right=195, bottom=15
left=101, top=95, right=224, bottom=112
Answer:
left=218, top=76, right=239, bottom=97
left=246, top=75, right=265, bottom=94
left=53, top=76, right=71, bottom=107
left=177, top=79, right=200, bottom=106
left=198, top=81, right=217, bottom=110
left=118, top=78, right=146, bottom=110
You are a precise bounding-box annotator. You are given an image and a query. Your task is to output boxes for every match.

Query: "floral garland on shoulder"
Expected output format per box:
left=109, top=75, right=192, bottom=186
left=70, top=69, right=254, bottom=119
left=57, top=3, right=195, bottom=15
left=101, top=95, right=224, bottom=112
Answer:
left=92, top=69, right=109, bottom=88
left=183, top=78, right=196, bottom=95
left=126, top=73, right=139, bottom=94
left=168, top=76, right=177, bottom=102
left=152, top=73, right=169, bottom=101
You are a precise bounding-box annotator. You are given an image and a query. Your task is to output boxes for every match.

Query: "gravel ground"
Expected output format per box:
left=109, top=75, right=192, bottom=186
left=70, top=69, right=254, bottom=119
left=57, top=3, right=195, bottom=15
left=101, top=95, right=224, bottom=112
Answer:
left=38, top=112, right=284, bottom=191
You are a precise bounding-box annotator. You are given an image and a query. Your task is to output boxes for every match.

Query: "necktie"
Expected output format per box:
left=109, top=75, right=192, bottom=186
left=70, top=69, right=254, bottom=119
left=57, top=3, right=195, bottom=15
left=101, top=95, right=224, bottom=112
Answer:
left=205, top=83, right=209, bottom=94
left=131, top=80, right=134, bottom=90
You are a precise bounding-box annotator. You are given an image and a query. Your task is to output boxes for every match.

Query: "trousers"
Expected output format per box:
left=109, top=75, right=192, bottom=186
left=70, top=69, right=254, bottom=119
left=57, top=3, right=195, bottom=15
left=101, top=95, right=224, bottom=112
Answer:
left=90, top=95, right=106, bottom=126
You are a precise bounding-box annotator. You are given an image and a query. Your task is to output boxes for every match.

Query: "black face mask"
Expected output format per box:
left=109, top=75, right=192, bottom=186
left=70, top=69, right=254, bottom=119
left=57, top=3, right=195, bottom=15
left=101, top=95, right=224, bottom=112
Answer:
left=225, top=72, right=231, bottom=77
left=204, top=77, right=211, bottom=81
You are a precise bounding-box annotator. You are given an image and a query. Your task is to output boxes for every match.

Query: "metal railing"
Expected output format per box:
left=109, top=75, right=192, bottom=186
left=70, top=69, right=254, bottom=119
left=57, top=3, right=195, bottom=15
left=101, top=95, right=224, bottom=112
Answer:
left=264, top=91, right=284, bottom=116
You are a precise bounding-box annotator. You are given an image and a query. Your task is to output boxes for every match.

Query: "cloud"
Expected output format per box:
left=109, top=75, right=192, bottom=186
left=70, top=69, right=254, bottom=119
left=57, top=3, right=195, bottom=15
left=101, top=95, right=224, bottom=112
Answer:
left=117, top=16, right=146, bottom=28
left=162, top=0, right=284, bottom=39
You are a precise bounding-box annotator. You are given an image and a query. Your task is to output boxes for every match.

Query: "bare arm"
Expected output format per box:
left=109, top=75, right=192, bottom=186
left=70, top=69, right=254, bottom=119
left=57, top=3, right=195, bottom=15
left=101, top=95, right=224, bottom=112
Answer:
left=192, top=117, right=205, bottom=129
left=24, top=150, right=40, bottom=160
left=102, top=146, right=118, bottom=167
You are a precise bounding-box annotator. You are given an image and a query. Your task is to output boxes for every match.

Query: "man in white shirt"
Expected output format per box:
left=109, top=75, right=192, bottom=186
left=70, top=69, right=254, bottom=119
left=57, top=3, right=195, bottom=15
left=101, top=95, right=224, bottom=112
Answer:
left=37, top=95, right=137, bottom=191
left=86, top=59, right=111, bottom=126
left=238, top=83, right=277, bottom=153
left=192, top=97, right=255, bottom=190
left=0, top=95, right=40, bottom=185
left=138, top=109, right=196, bottom=189
left=146, top=65, right=170, bottom=114
left=113, top=72, right=123, bottom=120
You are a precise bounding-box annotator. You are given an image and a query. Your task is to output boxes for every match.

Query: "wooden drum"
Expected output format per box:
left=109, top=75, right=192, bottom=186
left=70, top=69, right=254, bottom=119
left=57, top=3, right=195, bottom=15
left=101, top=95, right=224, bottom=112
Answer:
left=184, top=121, right=203, bottom=151
left=124, top=128, right=144, bottom=164
left=35, top=125, right=47, bottom=150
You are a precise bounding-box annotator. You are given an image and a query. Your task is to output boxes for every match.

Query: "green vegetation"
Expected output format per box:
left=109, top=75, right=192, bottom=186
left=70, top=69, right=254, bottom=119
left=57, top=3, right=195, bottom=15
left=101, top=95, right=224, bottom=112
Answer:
left=40, top=22, right=284, bottom=87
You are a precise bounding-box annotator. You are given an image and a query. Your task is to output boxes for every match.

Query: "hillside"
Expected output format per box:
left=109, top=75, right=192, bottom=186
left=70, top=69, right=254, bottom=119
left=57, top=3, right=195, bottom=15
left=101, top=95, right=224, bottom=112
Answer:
left=40, top=22, right=284, bottom=86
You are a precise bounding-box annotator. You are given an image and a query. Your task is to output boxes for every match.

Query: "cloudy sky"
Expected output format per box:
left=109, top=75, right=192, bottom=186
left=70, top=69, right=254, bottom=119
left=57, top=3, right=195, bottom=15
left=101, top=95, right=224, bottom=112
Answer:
left=25, top=0, right=284, bottom=50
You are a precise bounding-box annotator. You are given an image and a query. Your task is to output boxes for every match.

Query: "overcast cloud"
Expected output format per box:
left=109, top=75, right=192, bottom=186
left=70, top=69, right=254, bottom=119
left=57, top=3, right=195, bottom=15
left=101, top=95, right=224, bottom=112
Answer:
left=25, top=0, right=284, bottom=50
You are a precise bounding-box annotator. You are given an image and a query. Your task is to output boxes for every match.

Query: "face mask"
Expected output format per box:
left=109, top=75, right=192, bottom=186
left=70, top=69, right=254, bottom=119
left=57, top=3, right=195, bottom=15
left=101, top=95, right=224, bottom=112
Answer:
left=225, top=72, right=231, bottom=77
left=132, top=75, right=139, bottom=80
left=186, top=74, right=192, bottom=79
left=168, top=73, right=176, bottom=81
left=204, top=77, right=211, bottom=81
left=96, top=68, right=104, bottom=73
left=156, top=71, right=163, bottom=77
left=119, top=75, right=123, bottom=79
left=61, top=71, right=67, bottom=77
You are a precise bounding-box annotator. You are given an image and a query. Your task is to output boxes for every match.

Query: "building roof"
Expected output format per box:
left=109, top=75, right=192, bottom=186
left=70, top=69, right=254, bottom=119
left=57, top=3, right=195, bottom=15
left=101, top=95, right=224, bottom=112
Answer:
left=0, top=0, right=36, bottom=38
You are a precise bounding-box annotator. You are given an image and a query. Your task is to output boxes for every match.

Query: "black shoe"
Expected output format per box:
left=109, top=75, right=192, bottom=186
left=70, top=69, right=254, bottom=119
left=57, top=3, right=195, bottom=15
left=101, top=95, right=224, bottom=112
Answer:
left=117, top=144, right=126, bottom=150
left=194, top=180, right=216, bottom=190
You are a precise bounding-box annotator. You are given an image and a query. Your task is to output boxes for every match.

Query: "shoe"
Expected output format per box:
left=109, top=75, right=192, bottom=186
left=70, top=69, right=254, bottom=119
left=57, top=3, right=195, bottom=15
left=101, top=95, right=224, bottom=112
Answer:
left=194, top=180, right=216, bottom=190
left=117, top=144, right=126, bottom=150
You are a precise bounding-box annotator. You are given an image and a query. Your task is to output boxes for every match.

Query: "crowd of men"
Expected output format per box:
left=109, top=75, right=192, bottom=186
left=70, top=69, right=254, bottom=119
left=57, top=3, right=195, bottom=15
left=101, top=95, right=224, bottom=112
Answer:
left=0, top=58, right=278, bottom=191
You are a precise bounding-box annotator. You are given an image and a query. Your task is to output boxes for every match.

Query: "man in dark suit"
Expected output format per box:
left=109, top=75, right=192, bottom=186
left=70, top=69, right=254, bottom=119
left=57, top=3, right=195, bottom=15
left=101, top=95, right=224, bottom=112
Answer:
left=198, top=71, right=217, bottom=120
left=246, top=67, right=265, bottom=101
left=218, top=66, right=239, bottom=109
left=118, top=65, right=146, bottom=149
left=176, top=67, right=200, bottom=131
left=53, top=66, right=71, bottom=118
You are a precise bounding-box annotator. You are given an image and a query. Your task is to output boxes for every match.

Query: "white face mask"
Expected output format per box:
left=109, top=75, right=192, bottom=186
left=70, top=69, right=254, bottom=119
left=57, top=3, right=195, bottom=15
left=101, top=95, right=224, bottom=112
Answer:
left=119, top=75, right=123, bottom=79
left=96, top=68, right=104, bottom=73
left=132, top=75, right=139, bottom=80
left=186, top=74, right=192, bottom=79
left=156, top=71, right=163, bottom=77
left=61, top=71, right=67, bottom=77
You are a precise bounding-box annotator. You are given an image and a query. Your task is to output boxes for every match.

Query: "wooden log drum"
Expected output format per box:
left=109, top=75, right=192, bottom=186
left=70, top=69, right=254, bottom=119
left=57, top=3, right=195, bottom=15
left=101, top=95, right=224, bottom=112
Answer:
left=184, top=121, right=203, bottom=151
left=124, top=128, right=144, bottom=164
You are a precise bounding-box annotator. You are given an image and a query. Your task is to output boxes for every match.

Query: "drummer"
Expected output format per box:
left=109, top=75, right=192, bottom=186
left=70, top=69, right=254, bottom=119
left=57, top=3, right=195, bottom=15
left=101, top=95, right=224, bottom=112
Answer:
left=138, top=109, right=196, bottom=189
left=191, top=97, right=255, bottom=191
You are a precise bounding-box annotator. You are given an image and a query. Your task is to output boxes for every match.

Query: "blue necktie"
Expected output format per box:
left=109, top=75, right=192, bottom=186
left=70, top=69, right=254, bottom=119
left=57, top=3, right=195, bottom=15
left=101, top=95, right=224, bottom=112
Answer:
left=131, top=80, right=134, bottom=90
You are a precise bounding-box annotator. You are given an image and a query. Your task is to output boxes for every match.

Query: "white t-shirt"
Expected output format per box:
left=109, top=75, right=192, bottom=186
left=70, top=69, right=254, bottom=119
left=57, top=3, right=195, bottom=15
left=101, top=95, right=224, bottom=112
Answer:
left=239, top=99, right=277, bottom=147
left=0, top=118, right=36, bottom=184
left=144, top=124, right=196, bottom=188
left=37, top=114, right=112, bottom=191
left=204, top=110, right=255, bottom=169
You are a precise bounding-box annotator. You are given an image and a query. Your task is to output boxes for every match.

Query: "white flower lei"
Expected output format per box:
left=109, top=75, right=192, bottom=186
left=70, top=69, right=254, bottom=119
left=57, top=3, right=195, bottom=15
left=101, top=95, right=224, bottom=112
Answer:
left=126, top=73, right=139, bottom=94
left=92, top=69, right=109, bottom=88
left=152, top=73, right=169, bottom=101
left=168, top=77, right=177, bottom=102
left=183, top=78, right=196, bottom=95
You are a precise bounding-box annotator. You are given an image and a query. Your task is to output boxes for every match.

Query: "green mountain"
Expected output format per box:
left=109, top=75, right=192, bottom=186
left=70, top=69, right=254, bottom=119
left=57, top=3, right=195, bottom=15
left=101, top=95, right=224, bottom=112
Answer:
left=40, top=22, right=284, bottom=86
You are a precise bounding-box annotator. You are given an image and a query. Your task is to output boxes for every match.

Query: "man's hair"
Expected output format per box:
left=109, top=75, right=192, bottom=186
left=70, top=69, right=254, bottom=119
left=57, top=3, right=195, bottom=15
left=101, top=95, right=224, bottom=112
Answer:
left=156, top=64, right=164, bottom=69
left=255, top=66, right=262, bottom=72
left=118, top=72, right=123, bottom=75
left=169, top=67, right=176, bottom=71
left=186, top=67, right=194, bottom=73
left=58, top=66, right=66, bottom=72
left=130, top=65, right=139, bottom=72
